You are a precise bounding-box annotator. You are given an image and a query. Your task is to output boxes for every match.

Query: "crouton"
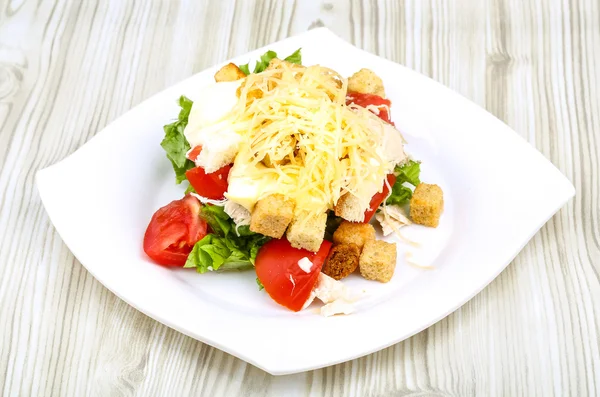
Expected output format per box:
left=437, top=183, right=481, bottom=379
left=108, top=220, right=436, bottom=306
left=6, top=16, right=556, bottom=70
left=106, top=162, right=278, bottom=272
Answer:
left=214, top=63, right=246, bottom=82
left=359, top=240, right=397, bottom=283
left=286, top=211, right=327, bottom=252
left=195, top=130, right=241, bottom=173
left=334, top=193, right=365, bottom=222
left=322, top=244, right=360, bottom=280
left=410, top=183, right=444, bottom=227
left=332, top=221, right=375, bottom=250
left=236, top=79, right=263, bottom=100
left=250, top=194, right=295, bottom=238
left=347, top=68, right=385, bottom=97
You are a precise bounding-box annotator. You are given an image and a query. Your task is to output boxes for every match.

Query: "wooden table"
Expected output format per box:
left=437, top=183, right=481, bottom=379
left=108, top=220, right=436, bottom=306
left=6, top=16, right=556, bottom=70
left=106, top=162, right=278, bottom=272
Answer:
left=1, top=0, right=598, bottom=395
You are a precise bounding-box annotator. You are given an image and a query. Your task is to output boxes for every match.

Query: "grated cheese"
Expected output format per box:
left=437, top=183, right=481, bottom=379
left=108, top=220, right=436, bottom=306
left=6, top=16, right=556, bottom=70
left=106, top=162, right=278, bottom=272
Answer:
left=190, top=193, right=228, bottom=206
left=405, top=251, right=434, bottom=270
left=221, top=63, right=400, bottom=219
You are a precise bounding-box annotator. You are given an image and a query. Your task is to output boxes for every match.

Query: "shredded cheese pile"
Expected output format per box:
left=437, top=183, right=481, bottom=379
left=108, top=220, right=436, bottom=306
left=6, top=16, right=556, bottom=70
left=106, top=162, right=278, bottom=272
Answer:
left=224, top=63, right=393, bottom=218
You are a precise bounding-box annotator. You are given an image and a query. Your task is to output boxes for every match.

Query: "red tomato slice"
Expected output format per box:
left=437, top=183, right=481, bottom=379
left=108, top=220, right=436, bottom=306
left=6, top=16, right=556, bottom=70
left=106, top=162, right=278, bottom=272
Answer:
left=363, top=174, right=396, bottom=223
left=346, top=91, right=393, bottom=124
left=186, top=165, right=232, bottom=200
left=255, top=239, right=333, bottom=312
left=187, top=146, right=202, bottom=162
left=143, top=194, right=208, bottom=266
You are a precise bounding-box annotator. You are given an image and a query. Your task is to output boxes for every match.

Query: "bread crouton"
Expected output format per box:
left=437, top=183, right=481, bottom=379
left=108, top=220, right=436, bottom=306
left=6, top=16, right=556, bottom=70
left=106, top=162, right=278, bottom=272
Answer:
left=359, top=240, right=397, bottom=283
left=334, top=193, right=365, bottom=222
left=410, top=183, right=444, bottom=227
left=322, top=244, right=360, bottom=280
left=195, top=130, right=241, bottom=173
left=286, top=211, right=327, bottom=252
left=347, top=68, right=385, bottom=97
left=214, top=63, right=246, bottom=82
left=236, top=79, right=263, bottom=100
left=332, top=221, right=375, bottom=250
left=250, top=194, right=295, bottom=238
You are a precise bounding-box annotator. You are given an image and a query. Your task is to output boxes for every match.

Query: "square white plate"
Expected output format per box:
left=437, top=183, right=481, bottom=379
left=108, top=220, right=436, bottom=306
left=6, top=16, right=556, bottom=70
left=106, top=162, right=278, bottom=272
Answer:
left=37, top=28, right=575, bottom=375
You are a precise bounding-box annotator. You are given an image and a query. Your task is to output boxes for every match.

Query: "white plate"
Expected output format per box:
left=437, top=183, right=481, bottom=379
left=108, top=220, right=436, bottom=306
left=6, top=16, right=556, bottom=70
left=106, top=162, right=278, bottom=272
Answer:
left=36, top=28, right=575, bottom=375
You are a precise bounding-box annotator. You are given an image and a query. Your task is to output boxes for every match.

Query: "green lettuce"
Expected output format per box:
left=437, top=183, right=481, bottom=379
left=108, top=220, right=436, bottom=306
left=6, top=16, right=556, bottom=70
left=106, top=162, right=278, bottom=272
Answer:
left=185, top=184, right=196, bottom=194
left=161, top=96, right=196, bottom=184
left=238, top=63, right=251, bottom=75
left=386, top=160, right=421, bottom=206
left=283, top=48, right=302, bottom=64
left=184, top=205, right=270, bottom=273
left=256, top=277, right=265, bottom=291
left=238, top=48, right=302, bottom=75
left=396, top=160, right=421, bottom=186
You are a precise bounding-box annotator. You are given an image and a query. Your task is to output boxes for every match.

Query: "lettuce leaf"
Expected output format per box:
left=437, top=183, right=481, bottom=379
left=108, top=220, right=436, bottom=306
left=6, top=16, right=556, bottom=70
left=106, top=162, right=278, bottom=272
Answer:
left=238, top=48, right=302, bottom=75
left=184, top=205, right=270, bottom=273
left=283, top=48, right=302, bottom=64
left=199, top=204, right=233, bottom=237
left=396, top=160, right=421, bottom=186
left=386, top=160, right=421, bottom=206
left=256, top=277, right=264, bottom=291
left=184, top=233, right=270, bottom=273
left=386, top=184, right=413, bottom=206
left=161, top=96, right=196, bottom=184
left=199, top=205, right=256, bottom=238
left=185, top=184, right=196, bottom=194
left=239, top=63, right=250, bottom=75
left=255, top=50, right=278, bottom=73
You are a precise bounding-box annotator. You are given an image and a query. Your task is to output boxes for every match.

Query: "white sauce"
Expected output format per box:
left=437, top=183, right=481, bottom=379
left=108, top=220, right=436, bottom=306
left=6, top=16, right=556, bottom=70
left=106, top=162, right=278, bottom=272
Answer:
left=184, top=80, right=242, bottom=147
left=184, top=80, right=244, bottom=172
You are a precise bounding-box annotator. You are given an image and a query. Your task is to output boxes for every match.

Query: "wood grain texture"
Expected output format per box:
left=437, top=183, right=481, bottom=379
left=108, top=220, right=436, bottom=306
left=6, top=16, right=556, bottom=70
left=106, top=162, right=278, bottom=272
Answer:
left=0, top=0, right=598, bottom=395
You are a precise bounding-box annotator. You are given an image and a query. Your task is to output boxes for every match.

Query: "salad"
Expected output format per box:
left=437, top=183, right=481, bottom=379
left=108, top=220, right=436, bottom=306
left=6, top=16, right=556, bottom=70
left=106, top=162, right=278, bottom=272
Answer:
left=143, top=49, right=444, bottom=315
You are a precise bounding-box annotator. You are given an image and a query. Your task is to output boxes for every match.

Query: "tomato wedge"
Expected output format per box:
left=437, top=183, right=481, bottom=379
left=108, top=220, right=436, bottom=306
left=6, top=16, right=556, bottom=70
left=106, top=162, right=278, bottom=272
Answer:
left=186, top=146, right=202, bottom=162
left=346, top=91, right=393, bottom=124
left=143, top=195, right=208, bottom=266
left=255, top=239, right=332, bottom=311
left=363, top=174, right=396, bottom=223
left=186, top=165, right=232, bottom=200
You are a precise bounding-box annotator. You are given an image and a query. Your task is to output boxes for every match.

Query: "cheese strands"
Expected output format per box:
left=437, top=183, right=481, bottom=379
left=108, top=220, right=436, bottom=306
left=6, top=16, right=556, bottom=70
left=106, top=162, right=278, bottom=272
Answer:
left=225, top=63, right=394, bottom=219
